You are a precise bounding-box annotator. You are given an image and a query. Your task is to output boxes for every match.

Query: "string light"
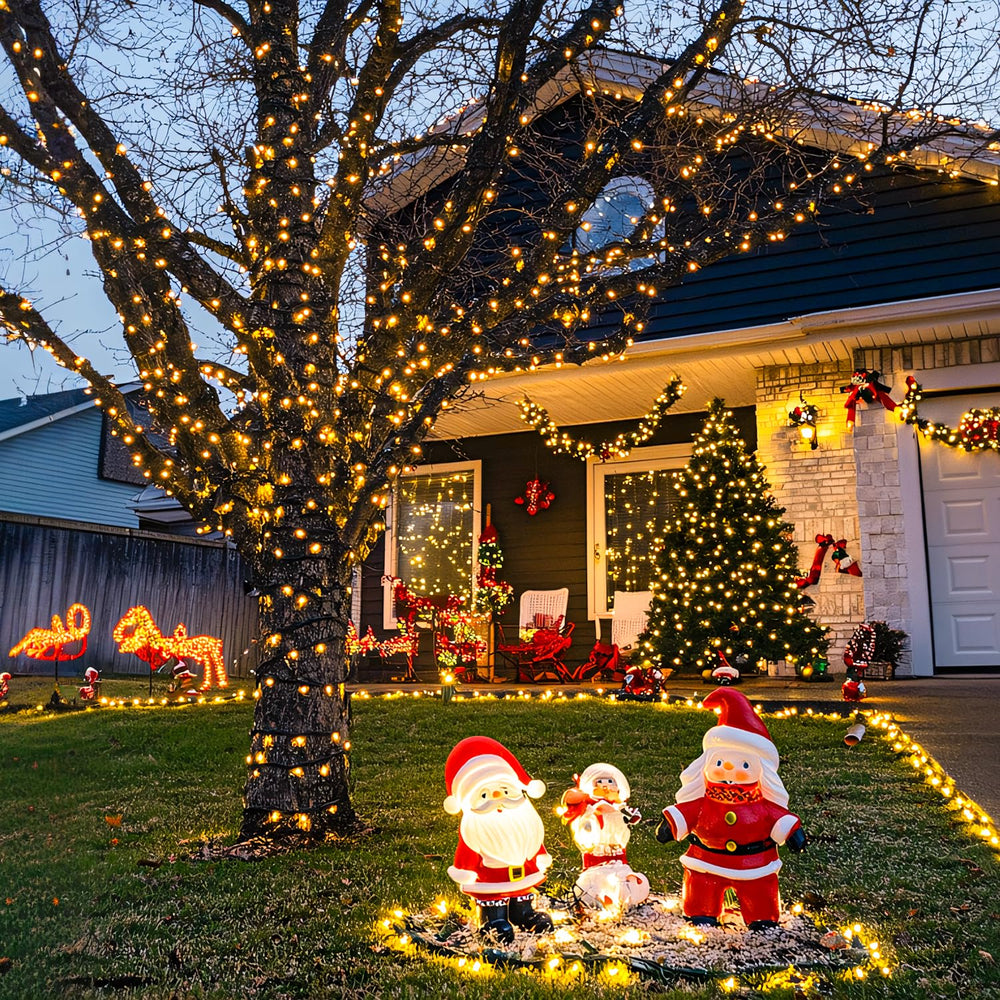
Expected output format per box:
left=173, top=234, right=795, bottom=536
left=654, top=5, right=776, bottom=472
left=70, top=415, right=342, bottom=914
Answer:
left=900, top=377, right=1000, bottom=451
left=9, top=603, right=91, bottom=662
left=112, top=606, right=228, bottom=691
left=518, top=378, right=686, bottom=461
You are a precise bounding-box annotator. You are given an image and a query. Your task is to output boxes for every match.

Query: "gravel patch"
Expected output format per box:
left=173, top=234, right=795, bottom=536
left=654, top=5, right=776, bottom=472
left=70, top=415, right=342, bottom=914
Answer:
left=402, top=892, right=870, bottom=979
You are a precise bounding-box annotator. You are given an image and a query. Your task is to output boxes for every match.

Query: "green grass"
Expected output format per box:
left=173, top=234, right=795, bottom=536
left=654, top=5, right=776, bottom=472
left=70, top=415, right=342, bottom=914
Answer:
left=0, top=694, right=997, bottom=998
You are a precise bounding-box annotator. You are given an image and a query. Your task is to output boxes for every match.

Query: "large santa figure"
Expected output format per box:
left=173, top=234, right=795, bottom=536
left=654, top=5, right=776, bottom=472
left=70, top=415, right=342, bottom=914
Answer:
left=655, top=688, right=807, bottom=929
left=560, top=762, right=650, bottom=911
left=443, top=736, right=554, bottom=943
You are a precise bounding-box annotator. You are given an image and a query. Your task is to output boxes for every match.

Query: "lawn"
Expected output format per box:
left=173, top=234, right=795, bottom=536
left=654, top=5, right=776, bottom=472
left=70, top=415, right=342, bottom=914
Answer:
left=0, top=687, right=997, bottom=998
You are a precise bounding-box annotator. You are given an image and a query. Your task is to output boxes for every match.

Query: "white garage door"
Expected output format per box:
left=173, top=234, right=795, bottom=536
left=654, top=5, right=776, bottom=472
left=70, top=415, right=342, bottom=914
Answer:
left=920, top=393, right=1000, bottom=668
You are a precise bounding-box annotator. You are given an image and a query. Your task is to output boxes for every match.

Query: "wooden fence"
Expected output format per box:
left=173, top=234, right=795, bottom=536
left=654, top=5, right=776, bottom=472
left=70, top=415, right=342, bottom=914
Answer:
left=0, top=513, right=261, bottom=680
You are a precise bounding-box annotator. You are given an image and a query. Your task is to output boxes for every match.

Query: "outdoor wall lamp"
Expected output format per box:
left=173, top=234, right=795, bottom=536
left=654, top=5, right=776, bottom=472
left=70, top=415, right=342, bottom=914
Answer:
left=788, top=393, right=819, bottom=450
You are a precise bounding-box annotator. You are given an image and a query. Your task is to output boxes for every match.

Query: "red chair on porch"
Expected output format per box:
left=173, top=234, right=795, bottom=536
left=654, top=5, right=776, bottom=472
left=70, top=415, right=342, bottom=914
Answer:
left=496, top=589, right=574, bottom=683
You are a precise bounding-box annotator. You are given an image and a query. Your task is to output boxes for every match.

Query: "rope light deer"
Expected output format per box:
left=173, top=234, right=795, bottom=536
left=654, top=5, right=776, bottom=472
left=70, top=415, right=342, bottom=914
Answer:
left=112, top=606, right=228, bottom=691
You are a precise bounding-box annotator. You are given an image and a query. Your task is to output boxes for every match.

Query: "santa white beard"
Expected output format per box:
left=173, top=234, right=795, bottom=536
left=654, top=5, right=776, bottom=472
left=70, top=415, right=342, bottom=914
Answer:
left=461, top=797, right=545, bottom=866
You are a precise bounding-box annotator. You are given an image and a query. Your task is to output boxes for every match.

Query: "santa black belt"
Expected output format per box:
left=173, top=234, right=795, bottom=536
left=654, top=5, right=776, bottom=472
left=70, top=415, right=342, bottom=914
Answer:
left=688, top=835, right=775, bottom=856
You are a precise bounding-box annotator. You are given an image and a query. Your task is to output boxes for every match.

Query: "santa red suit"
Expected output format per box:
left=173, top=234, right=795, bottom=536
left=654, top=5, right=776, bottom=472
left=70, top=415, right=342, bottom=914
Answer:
left=443, top=736, right=554, bottom=941
left=658, top=688, right=806, bottom=927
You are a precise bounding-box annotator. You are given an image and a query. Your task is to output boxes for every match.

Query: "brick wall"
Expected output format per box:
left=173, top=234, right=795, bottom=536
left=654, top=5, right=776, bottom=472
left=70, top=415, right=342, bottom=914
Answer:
left=755, top=363, right=866, bottom=673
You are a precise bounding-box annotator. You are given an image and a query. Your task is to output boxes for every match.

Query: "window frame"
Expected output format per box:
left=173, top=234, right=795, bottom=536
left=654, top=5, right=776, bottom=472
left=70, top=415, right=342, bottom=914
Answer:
left=382, top=459, right=482, bottom=628
left=585, top=443, right=690, bottom=622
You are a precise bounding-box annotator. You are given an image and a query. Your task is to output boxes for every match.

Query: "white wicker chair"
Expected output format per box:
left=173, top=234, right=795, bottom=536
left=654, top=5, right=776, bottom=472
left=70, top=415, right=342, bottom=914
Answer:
left=517, top=588, right=570, bottom=639
left=496, top=588, right=573, bottom=682
left=610, top=590, right=653, bottom=652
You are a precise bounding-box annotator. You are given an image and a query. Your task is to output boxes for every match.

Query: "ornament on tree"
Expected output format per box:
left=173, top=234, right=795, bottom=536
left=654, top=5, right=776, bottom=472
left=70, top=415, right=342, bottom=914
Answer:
left=840, top=369, right=897, bottom=429
left=655, top=688, right=807, bottom=929
left=0, top=672, right=10, bottom=700
left=443, top=736, right=554, bottom=943
left=514, top=478, right=555, bottom=516
left=794, top=534, right=835, bottom=589
left=831, top=539, right=862, bottom=577
left=795, top=657, right=830, bottom=681
left=640, top=400, right=828, bottom=674
left=473, top=522, right=514, bottom=617
left=79, top=666, right=100, bottom=701
left=559, top=763, right=649, bottom=912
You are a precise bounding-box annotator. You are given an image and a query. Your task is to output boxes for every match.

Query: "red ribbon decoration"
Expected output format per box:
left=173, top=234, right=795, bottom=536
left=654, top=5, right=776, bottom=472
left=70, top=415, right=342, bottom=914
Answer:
left=841, top=369, right=898, bottom=429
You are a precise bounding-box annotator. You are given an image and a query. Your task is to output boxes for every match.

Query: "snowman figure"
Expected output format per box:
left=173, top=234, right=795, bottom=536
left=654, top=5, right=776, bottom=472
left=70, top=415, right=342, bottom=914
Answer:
left=560, top=763, right=649, bottom=912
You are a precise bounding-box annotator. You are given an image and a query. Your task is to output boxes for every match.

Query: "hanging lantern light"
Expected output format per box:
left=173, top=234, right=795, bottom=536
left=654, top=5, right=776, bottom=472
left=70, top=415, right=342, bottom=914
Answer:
left=787, top=393, right=819, bottom=450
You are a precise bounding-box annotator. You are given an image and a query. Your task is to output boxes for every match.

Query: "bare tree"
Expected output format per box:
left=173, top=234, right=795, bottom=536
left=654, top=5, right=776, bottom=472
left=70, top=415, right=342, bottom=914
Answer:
left=0, top=0, right=996, bottom=844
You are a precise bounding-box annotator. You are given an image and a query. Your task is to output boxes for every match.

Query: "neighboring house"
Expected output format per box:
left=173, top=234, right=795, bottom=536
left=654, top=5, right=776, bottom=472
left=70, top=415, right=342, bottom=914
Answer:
left=0, top=384, right=145, bottom=528
left=357, top=50, right=1000, bottom=677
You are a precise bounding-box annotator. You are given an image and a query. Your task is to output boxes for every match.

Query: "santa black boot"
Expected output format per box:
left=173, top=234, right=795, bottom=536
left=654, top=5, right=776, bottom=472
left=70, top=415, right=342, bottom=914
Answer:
left=508, top=894, right=553, bottom=934
left=478, top=899, right=514, bottom=943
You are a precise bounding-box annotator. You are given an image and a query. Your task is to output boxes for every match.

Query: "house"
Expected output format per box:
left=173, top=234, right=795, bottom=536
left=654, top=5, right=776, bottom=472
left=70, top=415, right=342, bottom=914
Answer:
left=356, top=50, right=1000, bottom=678
left=0, top=383, right=145, bottom=528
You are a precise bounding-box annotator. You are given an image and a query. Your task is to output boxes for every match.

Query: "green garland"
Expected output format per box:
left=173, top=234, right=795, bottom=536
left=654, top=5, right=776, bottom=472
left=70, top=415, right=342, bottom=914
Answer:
left=518, top=377, right=686, bottom=461
left=900, top=376, right=1000, bottom=452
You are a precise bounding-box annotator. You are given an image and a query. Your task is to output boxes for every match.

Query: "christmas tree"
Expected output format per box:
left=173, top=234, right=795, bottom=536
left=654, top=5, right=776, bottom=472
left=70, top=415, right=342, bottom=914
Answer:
left=640, top=400, right=827, bottom=674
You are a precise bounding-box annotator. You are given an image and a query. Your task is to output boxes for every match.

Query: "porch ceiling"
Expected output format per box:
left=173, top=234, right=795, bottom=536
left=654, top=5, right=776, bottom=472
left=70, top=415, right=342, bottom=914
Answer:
left=430, top=288, right=1000, bottom=439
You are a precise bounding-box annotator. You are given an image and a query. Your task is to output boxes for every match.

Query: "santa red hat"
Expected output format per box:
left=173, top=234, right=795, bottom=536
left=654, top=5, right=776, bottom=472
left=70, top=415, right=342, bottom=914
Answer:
left=701, top=688, right=779, bottom=770
left=443, top=736, right=545, bottom=815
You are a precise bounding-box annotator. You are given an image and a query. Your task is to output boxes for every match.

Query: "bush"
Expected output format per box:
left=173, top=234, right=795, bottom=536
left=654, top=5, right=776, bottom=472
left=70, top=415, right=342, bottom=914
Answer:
left=869, top=620, right=907, bottom=667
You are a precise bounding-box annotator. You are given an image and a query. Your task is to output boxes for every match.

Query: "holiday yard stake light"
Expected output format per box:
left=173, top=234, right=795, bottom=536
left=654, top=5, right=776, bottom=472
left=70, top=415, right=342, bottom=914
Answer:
left=655, top=688, right=807, bottom=929
left=112, top=607, right=228, bottom=692
left=0, top=0, right=995, bottom=846
left=444, top=736, right=554, bottom=943
left=9, top=603, right=92, bottom=684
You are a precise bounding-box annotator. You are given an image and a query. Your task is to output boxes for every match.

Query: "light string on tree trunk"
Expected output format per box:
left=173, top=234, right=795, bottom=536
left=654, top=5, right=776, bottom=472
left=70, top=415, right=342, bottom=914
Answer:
left=518, top=377, right=686, bottom=461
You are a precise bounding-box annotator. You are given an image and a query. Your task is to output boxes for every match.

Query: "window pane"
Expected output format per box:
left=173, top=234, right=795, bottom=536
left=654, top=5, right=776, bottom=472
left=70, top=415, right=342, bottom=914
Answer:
left=604, top=468, right=676, bottom=602
left=396, top=469, right=475, bottom=598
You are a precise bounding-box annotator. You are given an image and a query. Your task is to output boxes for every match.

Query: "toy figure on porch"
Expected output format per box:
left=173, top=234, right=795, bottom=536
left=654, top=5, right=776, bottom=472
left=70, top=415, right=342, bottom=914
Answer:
left=841, top=623, right=875, bottom=702
left=443, top=736, right=554, bottom=943
left=655, top=687, right=807, bottom=929
left=617, top=662, right=663, bottom=700
left=560, top=763, right=649, bottom=912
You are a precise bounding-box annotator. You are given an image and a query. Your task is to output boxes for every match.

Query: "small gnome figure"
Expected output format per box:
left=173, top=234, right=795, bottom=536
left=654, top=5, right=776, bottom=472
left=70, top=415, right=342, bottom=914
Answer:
left=655, top=688, right=806, bottom=929
left=443, top=736, right=554, bottom=943
left=168, top=662, right=198, bottom=694
left=0, top=672, right=10, bottom=700
left=561, top=763, right=649, bottom=912
left=79, top=666, right=100, bottom=701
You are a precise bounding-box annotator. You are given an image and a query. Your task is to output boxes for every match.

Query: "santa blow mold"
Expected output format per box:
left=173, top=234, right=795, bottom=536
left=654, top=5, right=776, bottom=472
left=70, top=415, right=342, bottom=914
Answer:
left=655, top=688, right=806, bottom=929
left=443, top=736, right=554, bottom=943
left=560, top=762, right=649, bottom=912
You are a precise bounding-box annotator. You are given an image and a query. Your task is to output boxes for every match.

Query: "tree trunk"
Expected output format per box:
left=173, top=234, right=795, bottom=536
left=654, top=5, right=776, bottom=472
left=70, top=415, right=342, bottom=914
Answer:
left=240, top=576, right=361, bottom=843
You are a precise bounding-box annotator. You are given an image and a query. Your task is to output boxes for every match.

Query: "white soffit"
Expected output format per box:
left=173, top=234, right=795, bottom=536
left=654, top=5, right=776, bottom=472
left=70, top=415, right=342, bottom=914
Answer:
left=431, top=288, right=1000, bottom=439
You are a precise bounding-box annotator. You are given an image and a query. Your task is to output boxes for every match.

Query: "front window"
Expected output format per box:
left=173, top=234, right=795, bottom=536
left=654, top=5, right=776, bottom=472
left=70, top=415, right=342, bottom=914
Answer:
left=384, top=461, right=481, bottom=625
left=586, top=444, right=688, bottom=618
